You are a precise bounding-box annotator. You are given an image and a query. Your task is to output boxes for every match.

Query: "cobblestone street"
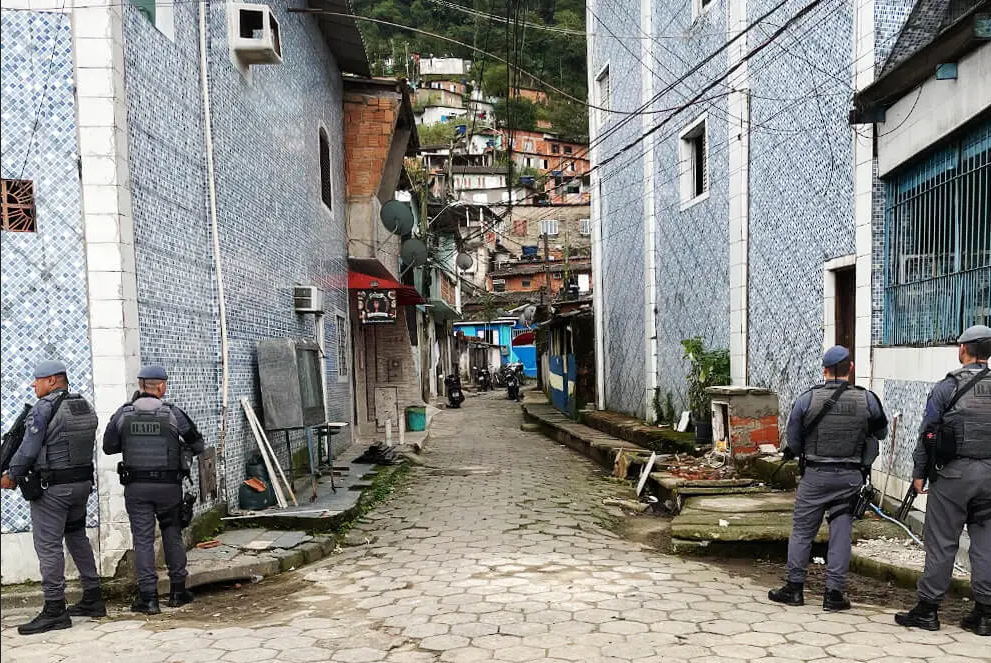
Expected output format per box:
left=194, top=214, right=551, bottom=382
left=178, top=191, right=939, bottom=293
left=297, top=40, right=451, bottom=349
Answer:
left=2, top=395, right=986, bottom=662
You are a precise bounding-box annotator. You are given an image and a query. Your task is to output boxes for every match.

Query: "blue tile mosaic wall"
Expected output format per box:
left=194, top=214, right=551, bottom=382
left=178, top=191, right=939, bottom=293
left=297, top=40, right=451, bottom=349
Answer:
left=595, top=1, right=733, bottom=417
left=592, top=0, right=646, bottom=417
left=0, top=11, right=99, bottom=533
left=746, top=0, right=856, bottom=416
left=881, top=379, right=937, bottom=480
left=123, top=0, right=352, bottom=507
left=593, top=1, right=930, bottom=432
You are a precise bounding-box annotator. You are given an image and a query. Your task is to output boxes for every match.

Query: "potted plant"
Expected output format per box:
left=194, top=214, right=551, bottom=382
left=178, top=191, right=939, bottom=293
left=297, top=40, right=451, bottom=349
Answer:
left=681, top=337, right=730, bottom=444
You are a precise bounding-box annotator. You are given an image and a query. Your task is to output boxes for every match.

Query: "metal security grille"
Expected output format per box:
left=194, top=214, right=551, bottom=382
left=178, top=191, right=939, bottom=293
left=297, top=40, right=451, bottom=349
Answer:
left=883, top=120, right=990, bottom=346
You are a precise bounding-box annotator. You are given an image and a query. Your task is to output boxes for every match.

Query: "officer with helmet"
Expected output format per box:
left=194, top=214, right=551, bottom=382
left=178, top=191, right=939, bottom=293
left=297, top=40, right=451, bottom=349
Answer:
left=896, top=324, right=991, bottom=636
left=769, top=346, right=888, bottom=611
left=0, top=360, right=104, bottom=634
left=103, top=364, right=204, bottom=614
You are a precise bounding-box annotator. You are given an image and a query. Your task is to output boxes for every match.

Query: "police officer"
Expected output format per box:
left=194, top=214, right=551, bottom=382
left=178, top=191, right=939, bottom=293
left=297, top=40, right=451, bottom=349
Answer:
left=103, top=365, right=204, bottom=614
left=0, top=361, right=104, bottom=634
left=768, top=346, right=888, bottom=611
left=895, top=325, right=991, bottom=636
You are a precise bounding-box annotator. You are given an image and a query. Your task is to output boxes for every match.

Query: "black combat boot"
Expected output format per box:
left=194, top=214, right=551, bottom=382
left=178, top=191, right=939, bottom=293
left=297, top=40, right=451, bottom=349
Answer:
left=67, top=587, right=107, bottom=618
left=130, top=590, right=161, bottom=615
left=768, top=582, right=804, bottom=606
left=823, top=589, right=852, bottom=612
left=167, top=582, right=195, bottom=608
left=895, top=600, right=940, bottom=631
left=17, top=600, right=71, bottom=635
left=961, top=602, right=991, bottom=637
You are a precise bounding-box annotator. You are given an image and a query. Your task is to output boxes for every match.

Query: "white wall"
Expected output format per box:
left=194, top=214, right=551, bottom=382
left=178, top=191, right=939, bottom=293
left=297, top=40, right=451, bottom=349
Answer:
left=1, top=529, right=101, bottom=585
left=878, top=43, right=991, bottom=176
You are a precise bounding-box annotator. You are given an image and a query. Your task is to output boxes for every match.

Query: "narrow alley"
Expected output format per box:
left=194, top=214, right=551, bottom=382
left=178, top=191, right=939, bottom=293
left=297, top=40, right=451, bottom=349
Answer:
left=1, top=395, right=985, bottom=663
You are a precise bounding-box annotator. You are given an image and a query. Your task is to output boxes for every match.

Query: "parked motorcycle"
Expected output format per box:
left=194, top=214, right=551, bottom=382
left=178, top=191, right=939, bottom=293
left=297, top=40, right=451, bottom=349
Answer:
left=505, top=369, right=520, bottom=402
left=476, top=366, right=491, bottom=392
left=492, top=366, right=505, bottom=388
left=507, top=361, right=526, bottom=386
left=445, top=374, right=465, bottom=408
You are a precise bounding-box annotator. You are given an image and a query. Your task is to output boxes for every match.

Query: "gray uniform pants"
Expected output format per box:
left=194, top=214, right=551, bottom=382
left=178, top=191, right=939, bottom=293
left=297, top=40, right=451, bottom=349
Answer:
left=30, top=481, right=101, bottom=602
left=919, top=458, right=991, bottom=605
left=124, top=482, right=187, bottom=594
left=787, top=466, right=862, bottom=592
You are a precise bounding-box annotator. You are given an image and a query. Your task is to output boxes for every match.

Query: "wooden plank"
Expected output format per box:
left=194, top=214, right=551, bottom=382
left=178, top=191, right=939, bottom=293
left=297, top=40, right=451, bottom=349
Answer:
left=240, top=398, right=287, bottom=509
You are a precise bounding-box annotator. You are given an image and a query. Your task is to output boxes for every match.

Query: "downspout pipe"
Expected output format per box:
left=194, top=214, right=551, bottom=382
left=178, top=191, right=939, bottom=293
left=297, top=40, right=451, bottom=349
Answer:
left=199, top=1, right=230, bottom=505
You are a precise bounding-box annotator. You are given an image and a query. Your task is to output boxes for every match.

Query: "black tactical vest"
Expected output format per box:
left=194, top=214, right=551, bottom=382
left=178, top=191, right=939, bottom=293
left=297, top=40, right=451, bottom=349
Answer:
left=803, top=383, right=870, bottom=462
left=943, top=366, right=991, bottom=460
left=34, top=393, right=98, bottom=472
left=120, top=400, right=182, bottom=472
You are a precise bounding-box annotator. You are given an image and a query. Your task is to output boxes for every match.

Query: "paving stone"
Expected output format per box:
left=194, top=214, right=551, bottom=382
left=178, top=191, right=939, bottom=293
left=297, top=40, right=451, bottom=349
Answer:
left=1, top=400, right=965, bottom=663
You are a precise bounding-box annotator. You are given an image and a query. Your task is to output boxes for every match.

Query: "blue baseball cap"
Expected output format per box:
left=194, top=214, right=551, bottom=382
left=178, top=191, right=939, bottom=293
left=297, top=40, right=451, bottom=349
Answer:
left=137, top=364, right=169, bottom=380
left=33, top=360, right=68, bottom=379
left=822, top=346, right=850, bottom=368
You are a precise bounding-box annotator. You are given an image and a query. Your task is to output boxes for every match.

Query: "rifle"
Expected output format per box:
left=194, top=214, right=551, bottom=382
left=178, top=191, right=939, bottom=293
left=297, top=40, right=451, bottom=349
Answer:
left=896, top=483, right=917, bottom=522
left=1, top=404, right=34, bottom=473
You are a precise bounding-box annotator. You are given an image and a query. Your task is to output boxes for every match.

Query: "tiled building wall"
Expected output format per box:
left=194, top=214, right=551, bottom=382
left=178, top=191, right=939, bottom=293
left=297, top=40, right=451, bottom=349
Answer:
left=122, top=0, right=351, bottom=507
left=746, top=0, right=856, bottom=418
left=649, top=2, right=731, bottom=413
left=591, top=0, right=646, bottom=417
left=0, top=11, right=99, bottom=533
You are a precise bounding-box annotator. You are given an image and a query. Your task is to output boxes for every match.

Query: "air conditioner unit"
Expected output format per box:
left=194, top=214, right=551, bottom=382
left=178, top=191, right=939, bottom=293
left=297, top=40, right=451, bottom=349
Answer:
left=231, top=4, right=283, bottom=66
left=293, top=286, right=323, bottom=314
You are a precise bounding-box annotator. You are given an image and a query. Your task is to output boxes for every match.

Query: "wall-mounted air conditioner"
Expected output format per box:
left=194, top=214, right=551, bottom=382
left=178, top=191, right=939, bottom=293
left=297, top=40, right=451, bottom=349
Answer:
left=231, top=3, right=282, bottom=66
left=293, top=285, right=323, bottom=314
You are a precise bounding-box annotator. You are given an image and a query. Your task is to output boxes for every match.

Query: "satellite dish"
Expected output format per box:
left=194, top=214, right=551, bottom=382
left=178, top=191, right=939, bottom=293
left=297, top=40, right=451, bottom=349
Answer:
left=380, top=200, right=415, bottom=236
left=456, top=252, right=474, bottom=270
left=400, top=238, right=428, bottom=267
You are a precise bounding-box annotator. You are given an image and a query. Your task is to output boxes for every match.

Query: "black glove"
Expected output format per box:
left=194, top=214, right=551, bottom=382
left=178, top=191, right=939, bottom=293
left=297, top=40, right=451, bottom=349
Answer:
left=781, top=447, right=797, bottom=461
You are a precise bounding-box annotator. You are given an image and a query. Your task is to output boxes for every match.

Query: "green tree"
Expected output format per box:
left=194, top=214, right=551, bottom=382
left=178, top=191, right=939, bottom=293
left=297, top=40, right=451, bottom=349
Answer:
left=494, top=98, right=537, bottom=131
left=547, top=100, right=588, bottom=143
left=416, top=122, right=457, bottom=146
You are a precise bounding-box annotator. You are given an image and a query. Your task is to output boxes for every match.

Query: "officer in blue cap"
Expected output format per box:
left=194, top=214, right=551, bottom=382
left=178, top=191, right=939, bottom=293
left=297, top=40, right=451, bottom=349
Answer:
left=1, top=360, right=104, bottom=634
left=769, top=346, right=888, bottom=611
left=896, top=325, right=991, bottom=635
left=103, top=364, right=205, bottom=614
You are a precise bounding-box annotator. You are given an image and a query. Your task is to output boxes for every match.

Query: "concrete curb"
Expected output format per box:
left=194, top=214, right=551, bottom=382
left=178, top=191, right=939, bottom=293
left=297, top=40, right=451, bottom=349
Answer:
left=849, top=549, right=972, bottom=598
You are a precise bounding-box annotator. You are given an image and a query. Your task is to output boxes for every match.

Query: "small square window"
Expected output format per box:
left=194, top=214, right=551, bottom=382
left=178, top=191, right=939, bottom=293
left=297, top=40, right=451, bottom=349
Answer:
left=579, top=218, right=591, bottom=236
left=493, top=279, right=506, bottom=293
left=564, top=146, right=573, bottom=155
left=540, top=219, right=559, bottom=236
left=552, top=145, right=560, bottom=154
left=521, top=279, right=532, bottom=288
left=679, top=115, right=709, bottom=206
left=553, top=273, right=563, bottom=280
left=1, top=179, right=37, bottom=232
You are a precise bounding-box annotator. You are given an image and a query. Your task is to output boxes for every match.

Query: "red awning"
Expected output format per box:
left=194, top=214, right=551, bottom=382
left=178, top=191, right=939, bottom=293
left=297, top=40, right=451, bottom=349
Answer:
left=512, top=330, right=535, bottom=346
left=347, top=267, right=425, bottom=306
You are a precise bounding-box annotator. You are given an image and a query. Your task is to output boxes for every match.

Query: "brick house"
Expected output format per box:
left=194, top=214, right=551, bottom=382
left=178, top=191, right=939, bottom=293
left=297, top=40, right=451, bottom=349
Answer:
left=342, top=78, right=424, bottom=439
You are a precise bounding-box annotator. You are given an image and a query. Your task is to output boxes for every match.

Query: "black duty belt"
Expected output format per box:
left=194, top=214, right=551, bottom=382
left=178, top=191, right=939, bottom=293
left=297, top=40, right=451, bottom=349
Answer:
left=40, top=466, right=95, bottom=485
left=125, top=469, right=184, bottom=483
left=805, top=461, right=863, bottom=471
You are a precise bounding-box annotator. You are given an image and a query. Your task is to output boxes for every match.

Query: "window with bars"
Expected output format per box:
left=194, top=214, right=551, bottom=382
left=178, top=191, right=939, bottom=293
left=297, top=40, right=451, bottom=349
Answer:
left=319, top=128, right=333, bottom=210
left=336, top=314, right=349, bottom=377
left=679, top=115, right=708, bottom=205
left=579, top=218, right=591, bottom=236
left=1, top=179, right=37, bottom=232
left=883, top=120, right=990, bottom=346
left=596, top=65, right=610, bottom=128
left=540, top=219, right=559, bottom=236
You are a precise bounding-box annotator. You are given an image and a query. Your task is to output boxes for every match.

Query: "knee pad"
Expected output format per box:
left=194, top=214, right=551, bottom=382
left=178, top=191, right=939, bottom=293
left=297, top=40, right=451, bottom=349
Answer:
left=65, top=517, right=86, bottom=533
left=967, top=498, right=991, bottom=526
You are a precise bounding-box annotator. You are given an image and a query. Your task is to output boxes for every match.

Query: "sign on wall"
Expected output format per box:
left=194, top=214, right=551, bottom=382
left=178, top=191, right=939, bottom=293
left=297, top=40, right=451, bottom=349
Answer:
left=357, top=289, right=397, bottom=325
